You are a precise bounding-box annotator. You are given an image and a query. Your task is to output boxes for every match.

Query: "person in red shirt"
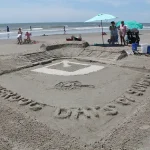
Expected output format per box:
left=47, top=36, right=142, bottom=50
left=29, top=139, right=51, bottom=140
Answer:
left=24, top=32, right=31, bottom=43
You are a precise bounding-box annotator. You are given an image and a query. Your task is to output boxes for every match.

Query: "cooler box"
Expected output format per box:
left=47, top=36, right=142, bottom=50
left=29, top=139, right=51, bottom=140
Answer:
left=147, top=46, right=150, bottom=54
left=141, top=44, right=148, bottom=53
left=132, top=43, right=138, bottom=51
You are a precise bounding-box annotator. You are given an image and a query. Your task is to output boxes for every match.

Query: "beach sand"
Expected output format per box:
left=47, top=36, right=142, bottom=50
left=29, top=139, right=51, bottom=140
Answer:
left=0, top=30, right=149, bottom=55
left=0, top=31, right=150, bottom=150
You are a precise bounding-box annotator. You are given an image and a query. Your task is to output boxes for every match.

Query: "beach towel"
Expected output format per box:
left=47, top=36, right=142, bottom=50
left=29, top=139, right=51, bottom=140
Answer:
left=17, top=34, right=22, bottom=38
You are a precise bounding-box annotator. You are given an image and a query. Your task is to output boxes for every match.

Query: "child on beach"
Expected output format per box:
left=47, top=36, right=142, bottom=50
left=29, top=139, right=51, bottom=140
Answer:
left=24, top=32, right=31, bottom=43
left=17, top=28, right=23, bottom=44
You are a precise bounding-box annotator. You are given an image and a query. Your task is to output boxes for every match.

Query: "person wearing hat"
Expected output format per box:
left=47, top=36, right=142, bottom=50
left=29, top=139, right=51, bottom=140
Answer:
left=109, top=21, right=117, bottom=45
left=119, top=21, right=127, bottom=45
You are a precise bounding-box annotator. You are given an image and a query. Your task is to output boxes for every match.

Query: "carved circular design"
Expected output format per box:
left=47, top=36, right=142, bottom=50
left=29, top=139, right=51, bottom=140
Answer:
left=55, top=81, right=95, bottom=90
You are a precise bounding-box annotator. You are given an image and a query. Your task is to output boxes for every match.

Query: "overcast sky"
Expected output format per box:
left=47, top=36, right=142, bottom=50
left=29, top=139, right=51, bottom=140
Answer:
left=0, top=0, right=150, bottom=23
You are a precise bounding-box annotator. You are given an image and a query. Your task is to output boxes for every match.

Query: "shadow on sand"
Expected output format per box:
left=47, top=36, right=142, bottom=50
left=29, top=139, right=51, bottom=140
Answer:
left=91, top=44, right=125, bottom=47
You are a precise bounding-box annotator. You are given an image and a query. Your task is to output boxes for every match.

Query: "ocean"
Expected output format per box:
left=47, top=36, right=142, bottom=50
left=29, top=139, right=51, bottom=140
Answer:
left=0, top=22, right=150, bottom=39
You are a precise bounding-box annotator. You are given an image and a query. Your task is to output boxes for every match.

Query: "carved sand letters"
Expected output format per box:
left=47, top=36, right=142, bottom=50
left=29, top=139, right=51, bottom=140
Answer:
left=126, top=74, right=150, bottom=96
left=54, top=74, right=150, bottom=120
left=0, top=86, right=44, bottom=111
left=54, top=105, right=118, bottom=120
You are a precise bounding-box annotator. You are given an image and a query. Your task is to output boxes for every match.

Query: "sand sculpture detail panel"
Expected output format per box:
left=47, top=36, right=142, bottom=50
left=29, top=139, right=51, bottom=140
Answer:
left=54, top=74, right=150, bottom=120
left=32, top=60, right=105, bottom=76
left=54, top=81, right=95, bottom=90
left=0, top=74, right=149, bottom=120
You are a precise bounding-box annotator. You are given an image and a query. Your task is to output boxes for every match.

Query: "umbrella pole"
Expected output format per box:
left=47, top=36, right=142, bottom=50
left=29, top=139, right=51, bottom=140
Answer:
left=101, top=20, right=104, bottom=45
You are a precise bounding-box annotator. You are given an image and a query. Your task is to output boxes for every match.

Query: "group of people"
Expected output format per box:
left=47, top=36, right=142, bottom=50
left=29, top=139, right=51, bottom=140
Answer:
left=109, top=21, right=127, bottom=45
left=17, top=28, right=31, bottom=44
left=6, top=26, right=32, bottom=44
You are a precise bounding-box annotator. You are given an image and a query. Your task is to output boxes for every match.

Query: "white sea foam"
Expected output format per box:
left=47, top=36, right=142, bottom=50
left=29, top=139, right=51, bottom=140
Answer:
left=74, top=26, right=109, bottom=30
left=0, top=32, right=14, bottom=35
left=143, top=26, right=150, bottom=28
left=32, top=28, right=43, bottom=30
left=23, top=28, right=43, bottom=31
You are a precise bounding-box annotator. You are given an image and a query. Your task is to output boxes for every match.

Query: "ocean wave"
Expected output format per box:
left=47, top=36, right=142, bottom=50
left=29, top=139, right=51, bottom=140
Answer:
left=0, top=32, right=14, bottom=35
left=32, top=28, right=43, bottom=30
left=71, top=26, right=109, bottom=30
left=31, top=29, right=62, bottom=32
left=23, top=28, right=43, bottom=31
left=143, top=26, right=150, bottom=28
left=0, top=26, right=108, bottom=35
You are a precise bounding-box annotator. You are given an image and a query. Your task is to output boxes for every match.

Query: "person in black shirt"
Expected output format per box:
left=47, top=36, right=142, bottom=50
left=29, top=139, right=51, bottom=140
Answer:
left=7, top=26, right=10, bottom=38
left=7, top=26, right=9, bottom=32
left=64, top=26, right=66, bottom=34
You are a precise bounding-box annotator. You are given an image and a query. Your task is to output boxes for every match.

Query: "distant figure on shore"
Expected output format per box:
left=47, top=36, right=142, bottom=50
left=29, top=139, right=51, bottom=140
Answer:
left=17, top=28, right=23, bottom=44
left=42, top=34, right=48, bottom=36
left=64, top=26, right=66, bottom=34
left=30, top=26, right=32, bottom=31
left=7, top=26, right=9, bottom=32
left=7, top=26, right=10, bottom=38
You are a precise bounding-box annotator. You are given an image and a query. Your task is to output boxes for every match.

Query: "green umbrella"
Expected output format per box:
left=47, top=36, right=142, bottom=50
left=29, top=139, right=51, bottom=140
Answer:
left=116, top=21, right=143, bottom=29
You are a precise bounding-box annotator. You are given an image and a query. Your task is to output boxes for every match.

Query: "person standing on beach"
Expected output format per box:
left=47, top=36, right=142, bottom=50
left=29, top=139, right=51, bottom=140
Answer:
left=7, top=26, right=9, bottom=32
left=119, top=21, right=126, bottom=45
left=7, top=26, right=10, bottom=38
left=17, top=28, right=23, bottom=44
left=109, top=21, right=117, bottom=45
left=64, top=26, right=66, bottom=34
left=30, top=26, right=32, bottom=31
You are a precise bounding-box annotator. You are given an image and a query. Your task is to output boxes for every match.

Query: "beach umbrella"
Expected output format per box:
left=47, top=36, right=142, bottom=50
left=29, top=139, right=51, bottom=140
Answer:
left=116, top=21, right=143, bottom=29
left=85, top=13, right=117, bottom=44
